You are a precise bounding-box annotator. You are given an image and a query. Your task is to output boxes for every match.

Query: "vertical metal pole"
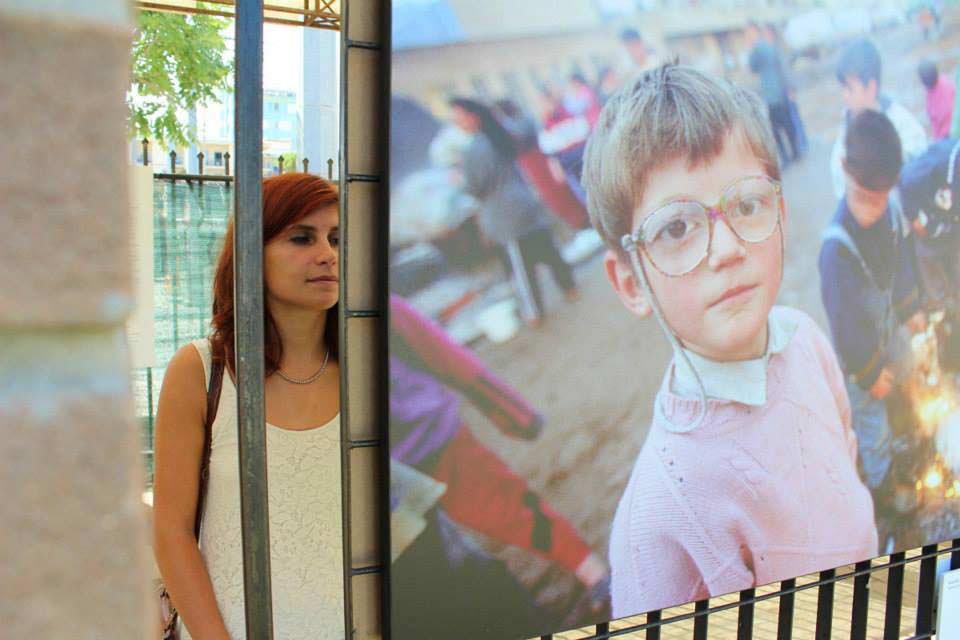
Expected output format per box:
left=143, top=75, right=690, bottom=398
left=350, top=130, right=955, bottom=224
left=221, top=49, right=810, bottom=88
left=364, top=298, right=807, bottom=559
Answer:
left=915, top=544, right=938, bottom=636
left=737, top=589, right=755, bottom=640
left=234, top=1, right=273, bottom=638
left=377, top=6, right=394, bottom=640
left=146, top=366, right=155, bottom=485
left=338, top=2, right=354, bottom=638
left=645, top=610, right=661, bottom=640
left=777, top=579, right=795, bottom=640
left=850, top=560, right=871, bottom=640
left=693, top=598, right=709, bottom=640
left=884, top=552, right=906, bottom=640
left=146, top=367, right=154, bottom=434
left=815, top=569, right=835, bottom=640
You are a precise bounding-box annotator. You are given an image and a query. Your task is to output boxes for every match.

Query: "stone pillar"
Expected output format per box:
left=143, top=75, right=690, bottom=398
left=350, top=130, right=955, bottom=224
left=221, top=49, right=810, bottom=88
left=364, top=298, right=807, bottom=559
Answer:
left=0, top=1, right=152, bottom=638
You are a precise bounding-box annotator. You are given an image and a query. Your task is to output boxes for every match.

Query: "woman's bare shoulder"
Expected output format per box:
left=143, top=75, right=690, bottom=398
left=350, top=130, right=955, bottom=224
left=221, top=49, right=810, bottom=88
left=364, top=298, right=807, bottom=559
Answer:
left=158, top=343, right=208, bottom=424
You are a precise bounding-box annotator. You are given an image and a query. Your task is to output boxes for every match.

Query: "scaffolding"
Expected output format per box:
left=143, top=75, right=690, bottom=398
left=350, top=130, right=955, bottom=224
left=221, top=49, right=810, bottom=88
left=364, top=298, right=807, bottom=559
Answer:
left=135, top=0, right=341, bottom=30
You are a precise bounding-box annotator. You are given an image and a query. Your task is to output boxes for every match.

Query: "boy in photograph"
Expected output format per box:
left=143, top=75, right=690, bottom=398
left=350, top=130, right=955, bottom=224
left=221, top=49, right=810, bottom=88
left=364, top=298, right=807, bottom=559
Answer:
left=746, top=21, right=799, bottom=166
left=917, top=59, right=955, bottom=141
left=899, top=137, right=960, bottom=317
left=830, top=39, right=927, bottom=198
left=819, top=110, right=928, bottom=542
left=582, top=64, right=876, bottom=617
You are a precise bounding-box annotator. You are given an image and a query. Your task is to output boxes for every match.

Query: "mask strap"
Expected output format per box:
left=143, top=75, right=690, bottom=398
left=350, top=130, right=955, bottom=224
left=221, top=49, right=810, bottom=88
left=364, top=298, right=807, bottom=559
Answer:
left=623, top=239, right=707, bottom=432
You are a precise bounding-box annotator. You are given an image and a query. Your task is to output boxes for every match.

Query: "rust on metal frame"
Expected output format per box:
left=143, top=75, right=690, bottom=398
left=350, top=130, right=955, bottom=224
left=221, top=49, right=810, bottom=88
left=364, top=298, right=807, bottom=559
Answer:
left=134, top=1, right=341, bottom=30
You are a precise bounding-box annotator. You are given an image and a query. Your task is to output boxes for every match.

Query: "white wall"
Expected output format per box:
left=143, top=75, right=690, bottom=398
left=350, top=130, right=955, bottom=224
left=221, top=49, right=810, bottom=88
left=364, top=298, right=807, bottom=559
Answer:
left=301, top=27, right=341, bottom=178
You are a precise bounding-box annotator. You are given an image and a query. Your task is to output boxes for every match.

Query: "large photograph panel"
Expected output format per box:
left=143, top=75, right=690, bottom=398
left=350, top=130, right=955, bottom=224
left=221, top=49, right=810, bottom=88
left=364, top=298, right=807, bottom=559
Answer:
left=389, top=1, right=960, bottom=637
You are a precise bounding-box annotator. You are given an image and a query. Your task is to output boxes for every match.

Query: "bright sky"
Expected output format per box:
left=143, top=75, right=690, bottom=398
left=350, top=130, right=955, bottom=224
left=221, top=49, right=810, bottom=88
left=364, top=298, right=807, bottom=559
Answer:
left=222, top=23, right=304, bottom=92
left=264, top=23, right=303, bottom=92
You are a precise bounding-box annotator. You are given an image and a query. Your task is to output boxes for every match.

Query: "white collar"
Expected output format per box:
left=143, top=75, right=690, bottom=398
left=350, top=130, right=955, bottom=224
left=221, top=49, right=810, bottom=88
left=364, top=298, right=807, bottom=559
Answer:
left=669, top=308, right=798, bottom=406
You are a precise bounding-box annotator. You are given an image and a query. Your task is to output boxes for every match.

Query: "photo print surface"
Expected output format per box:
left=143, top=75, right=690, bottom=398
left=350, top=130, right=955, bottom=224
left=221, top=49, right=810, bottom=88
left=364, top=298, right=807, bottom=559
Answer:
left=388, top=1, right=960, bottom=637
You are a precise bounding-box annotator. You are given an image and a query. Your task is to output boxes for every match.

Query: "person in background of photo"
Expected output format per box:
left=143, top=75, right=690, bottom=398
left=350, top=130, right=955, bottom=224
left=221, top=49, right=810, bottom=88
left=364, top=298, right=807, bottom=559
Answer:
left=564, top=72, right=603, bottom=130
left=538, top=84, right=592, bottom=207
left=746, top=20, right=800, bottom=167
left=899, top=137, right=960, bottom=317
left=582, top=64, right=877, bottom=617
left=596, top=65, right=621, bottom=105
left=830, top=38, right=927, bottom=198
left=388, top=295, right=609, bottom=618
left=449, top=96, right=579, bottom=325
left=153, top=173, right=343, bottom=639
left=496, top=98, right=591, bottom=230
left=917, top=59, right=955, bottom=141
left=819, top=111, right=928, bottom=545
left=950, top=65, right=960, bottom=139
left=620, top=28, right=657, bottom=75
left=764, top=21, right=808, bottom=156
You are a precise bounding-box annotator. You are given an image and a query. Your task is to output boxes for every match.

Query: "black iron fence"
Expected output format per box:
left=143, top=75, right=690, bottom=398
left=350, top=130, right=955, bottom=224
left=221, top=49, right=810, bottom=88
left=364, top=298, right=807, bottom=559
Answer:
left=137, top=138, right=337, bottom=182
left=532, top=541, right=960, bottom=639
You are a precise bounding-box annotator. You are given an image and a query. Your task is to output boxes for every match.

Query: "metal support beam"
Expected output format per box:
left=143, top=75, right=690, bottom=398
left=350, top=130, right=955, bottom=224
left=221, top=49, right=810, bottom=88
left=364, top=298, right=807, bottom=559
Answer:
left=338, top=0, right=354, bottom=636
left=234, top=1, right=274, bottom=638
left=135, top=0, right=341, bottom=30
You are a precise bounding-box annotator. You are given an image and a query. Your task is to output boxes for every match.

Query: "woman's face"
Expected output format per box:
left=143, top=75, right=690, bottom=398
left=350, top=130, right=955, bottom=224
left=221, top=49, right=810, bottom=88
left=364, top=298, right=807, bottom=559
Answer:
left=263, top=203, right=339, bottom=315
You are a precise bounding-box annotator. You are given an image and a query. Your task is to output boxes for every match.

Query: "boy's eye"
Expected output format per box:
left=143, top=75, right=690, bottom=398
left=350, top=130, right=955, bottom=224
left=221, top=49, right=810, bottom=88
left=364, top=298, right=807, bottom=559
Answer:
left=734, top=197, right=762, bottom=217
left=649, top=209, right=704, bottom=244
left=665, top=219, right=689, bottom=239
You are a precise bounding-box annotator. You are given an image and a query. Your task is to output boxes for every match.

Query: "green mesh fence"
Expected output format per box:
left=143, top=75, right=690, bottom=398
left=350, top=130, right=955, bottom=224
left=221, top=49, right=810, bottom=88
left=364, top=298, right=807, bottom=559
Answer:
left=134, top=179, right=233, bottom=486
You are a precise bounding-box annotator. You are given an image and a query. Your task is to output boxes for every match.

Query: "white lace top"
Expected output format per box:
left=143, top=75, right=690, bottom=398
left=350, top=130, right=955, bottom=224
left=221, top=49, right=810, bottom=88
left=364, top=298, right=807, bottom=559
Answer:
left=181, top=340, right=344, bottom=640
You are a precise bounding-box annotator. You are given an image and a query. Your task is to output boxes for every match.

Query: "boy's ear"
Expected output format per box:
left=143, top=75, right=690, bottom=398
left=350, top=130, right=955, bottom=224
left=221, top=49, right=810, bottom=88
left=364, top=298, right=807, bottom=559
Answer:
left=604, top=249, right=652, bottom=319
left=841, top=157, right=854, bottom=184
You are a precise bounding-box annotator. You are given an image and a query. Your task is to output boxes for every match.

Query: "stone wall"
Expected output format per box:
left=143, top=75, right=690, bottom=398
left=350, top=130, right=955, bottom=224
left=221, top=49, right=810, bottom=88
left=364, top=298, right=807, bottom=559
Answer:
left=0, top=1, right=153, bottom=637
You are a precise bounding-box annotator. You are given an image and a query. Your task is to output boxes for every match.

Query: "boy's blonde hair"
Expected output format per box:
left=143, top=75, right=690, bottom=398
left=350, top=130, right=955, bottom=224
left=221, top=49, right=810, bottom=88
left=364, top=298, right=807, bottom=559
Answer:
left=582, top=64, right=780, bottom=258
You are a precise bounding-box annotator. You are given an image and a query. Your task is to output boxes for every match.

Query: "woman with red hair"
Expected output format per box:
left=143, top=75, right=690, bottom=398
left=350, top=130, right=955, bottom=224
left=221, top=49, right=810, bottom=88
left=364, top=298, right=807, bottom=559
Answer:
left=153, top=173, right=343, bottom=639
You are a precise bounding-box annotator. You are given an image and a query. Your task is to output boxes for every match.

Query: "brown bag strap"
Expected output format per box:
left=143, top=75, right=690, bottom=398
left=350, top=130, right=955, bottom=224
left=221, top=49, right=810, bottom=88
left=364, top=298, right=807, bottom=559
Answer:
left=193, top=353, right=224, bottom=541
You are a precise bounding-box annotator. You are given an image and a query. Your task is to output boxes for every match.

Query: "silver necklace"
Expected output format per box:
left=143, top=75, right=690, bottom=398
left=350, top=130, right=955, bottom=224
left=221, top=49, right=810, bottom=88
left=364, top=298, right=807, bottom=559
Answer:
left=275, top=348, right=330, bottom=385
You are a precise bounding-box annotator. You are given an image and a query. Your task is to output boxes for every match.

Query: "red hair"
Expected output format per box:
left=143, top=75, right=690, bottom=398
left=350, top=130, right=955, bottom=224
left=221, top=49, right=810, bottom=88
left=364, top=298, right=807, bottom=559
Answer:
left=210, top=172, right=339, bottom=376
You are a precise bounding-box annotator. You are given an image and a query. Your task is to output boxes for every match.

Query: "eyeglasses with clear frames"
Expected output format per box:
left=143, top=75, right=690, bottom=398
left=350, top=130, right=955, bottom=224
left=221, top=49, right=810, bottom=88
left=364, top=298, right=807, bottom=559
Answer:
left=620, top=175, right=784, bottom=277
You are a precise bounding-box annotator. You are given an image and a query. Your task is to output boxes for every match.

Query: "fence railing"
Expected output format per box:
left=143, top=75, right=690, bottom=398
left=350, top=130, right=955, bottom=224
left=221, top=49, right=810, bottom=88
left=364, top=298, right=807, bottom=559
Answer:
left=138, top=138, right=337, bottom=183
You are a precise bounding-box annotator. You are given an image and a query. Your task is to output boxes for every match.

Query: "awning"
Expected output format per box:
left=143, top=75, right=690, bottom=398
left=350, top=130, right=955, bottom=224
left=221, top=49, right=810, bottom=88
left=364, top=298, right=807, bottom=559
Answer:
left=135, top=0, right=341, bottom=30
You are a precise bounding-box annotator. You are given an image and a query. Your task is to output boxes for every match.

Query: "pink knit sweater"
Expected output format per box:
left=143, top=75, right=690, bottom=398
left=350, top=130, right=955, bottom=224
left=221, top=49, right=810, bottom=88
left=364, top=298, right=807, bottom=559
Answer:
left=609, top=307, right=878, bottom=618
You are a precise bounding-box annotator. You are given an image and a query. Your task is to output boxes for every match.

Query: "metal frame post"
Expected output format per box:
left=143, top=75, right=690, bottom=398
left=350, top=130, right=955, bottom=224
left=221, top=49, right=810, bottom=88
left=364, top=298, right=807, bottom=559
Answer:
left=234, top=1, right=274, bottom=638
left=338, top=2, right=354, bottom=635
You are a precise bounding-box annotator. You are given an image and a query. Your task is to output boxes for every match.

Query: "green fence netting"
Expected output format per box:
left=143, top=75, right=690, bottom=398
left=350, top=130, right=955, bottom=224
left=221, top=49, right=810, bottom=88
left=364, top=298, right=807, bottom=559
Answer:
left=134, top=179, right=233, bottom=486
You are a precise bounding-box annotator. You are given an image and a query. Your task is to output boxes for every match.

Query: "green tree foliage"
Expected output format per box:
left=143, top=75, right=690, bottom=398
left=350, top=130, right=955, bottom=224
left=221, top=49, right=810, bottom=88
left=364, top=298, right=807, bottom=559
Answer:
left=129, top=9, right=233, bottom=147
left=279, top=152, right=298, bottom=172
